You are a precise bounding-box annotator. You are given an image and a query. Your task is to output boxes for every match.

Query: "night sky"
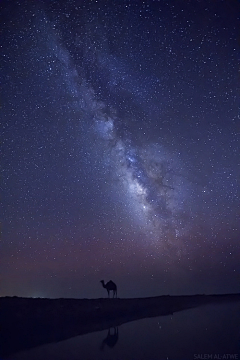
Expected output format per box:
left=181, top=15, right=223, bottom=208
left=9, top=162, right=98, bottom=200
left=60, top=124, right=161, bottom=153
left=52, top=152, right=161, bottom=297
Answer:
left=1, top=0, right=240, bottom=299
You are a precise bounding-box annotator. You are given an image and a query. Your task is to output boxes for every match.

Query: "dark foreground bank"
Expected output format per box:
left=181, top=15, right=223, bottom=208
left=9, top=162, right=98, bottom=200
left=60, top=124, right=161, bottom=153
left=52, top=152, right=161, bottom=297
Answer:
left=0, top=293, right=240, bottom=357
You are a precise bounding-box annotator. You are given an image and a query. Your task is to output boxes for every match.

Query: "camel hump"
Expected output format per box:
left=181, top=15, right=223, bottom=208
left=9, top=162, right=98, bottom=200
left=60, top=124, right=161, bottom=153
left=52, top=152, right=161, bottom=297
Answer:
left=108, top=280, right=117, bottom=289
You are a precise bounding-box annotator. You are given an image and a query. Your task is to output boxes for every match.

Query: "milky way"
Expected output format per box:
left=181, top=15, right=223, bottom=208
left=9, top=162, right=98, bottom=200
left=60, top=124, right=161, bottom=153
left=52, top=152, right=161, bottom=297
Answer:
left=1, top=0, right=239, bottom=298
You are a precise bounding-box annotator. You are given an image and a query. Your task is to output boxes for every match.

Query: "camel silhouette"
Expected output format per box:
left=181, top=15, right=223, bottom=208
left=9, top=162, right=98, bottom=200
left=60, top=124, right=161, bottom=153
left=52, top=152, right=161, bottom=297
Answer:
left=100, top=327, right=118, bottom=350
left=100, top=280, right=117, bottom=298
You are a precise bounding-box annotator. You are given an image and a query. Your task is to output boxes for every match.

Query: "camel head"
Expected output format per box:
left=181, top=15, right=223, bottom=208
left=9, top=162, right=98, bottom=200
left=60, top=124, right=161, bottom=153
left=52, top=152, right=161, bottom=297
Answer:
left=100, top=280, right=105, bottom=287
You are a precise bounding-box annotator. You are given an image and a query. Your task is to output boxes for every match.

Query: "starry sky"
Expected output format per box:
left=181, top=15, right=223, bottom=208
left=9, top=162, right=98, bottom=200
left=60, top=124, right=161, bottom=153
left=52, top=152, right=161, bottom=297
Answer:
left=1, top=0, right=240, bottom=299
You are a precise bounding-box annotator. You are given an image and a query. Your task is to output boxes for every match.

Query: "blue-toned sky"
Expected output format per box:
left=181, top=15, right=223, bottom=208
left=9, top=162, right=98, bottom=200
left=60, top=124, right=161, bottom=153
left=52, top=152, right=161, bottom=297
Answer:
left=1, top=0, right=239, bottom=298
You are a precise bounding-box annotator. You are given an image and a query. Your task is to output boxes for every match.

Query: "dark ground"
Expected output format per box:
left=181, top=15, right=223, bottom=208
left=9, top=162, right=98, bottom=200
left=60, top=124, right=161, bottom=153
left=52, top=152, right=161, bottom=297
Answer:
left=1, top=293, right=240, bottom=357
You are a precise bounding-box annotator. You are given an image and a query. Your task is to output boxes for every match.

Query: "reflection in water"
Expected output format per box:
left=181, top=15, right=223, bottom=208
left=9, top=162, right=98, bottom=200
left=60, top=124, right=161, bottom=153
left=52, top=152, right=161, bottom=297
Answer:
left=100, top=327, right=119, bottom=350
left=1, top=294, right=240, bottom=359
left=4, top=303, right=240, bottom=360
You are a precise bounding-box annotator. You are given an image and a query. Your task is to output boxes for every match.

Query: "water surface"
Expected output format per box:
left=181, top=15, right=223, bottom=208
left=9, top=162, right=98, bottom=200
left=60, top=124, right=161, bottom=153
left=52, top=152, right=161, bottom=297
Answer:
left=4, top=303, right=240, bottom=360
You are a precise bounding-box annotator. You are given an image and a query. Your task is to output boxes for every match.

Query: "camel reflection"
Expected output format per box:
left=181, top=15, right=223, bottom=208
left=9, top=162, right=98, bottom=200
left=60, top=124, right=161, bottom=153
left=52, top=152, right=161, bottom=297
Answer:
left=100, top=327, right=118, bottom=350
